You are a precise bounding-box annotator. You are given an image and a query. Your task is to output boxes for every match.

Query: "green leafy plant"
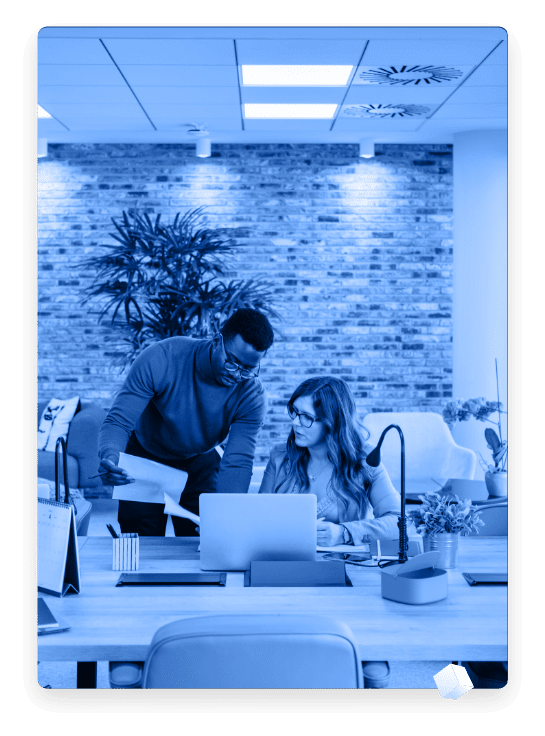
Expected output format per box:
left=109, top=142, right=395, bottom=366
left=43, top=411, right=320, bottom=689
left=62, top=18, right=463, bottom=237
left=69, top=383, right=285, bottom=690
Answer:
left=409, top=492, right=484, bottom=536
left=442, top=360, right=507, bottom=474
left=80, top=207, right=280, bottom=370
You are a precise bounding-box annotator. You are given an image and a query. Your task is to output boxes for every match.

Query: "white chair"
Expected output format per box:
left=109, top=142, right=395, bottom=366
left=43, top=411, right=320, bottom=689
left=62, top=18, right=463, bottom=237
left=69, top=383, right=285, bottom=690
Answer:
left=248, top=465, right=266, bottom=493
left=362, top=412, right=477, bottom=496
left=142, top=614, right=364, bottom=688
left=468, top=502, right=507, bottom=536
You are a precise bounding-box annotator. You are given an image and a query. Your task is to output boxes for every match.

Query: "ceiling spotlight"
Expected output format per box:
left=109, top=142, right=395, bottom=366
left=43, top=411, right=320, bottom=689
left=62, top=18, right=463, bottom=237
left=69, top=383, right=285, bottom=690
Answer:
left=359, top=140, right=375, bottom=158
left=38, top=138, right=48, bottom=158
left=195, top=137, right=211, bottom=158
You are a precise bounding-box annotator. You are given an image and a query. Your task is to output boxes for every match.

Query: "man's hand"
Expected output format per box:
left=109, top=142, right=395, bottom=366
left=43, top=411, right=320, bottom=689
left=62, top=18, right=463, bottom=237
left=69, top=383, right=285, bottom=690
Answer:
left=317, top=521, right=345, bottom=547
left=98, top=456, right=135, bottom=486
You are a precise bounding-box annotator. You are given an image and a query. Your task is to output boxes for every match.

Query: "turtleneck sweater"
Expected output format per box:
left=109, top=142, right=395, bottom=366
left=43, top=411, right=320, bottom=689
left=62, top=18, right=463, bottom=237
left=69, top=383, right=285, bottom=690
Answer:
left=99, top=337, right=267, bottom=494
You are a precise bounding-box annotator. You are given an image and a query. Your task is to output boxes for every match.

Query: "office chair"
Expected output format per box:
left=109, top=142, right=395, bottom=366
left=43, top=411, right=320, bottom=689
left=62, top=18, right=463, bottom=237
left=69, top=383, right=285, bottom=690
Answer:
left=468, top=502, right=507, bottom=536
left=362, top=412, right=477, bottom=496
left=142, top=614, right=364, bottom=689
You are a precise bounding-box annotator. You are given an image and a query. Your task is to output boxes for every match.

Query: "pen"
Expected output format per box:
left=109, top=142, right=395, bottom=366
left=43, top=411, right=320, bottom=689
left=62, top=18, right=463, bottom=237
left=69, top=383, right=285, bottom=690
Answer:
left=88, top=471, right=108, bottom=479
left=107, top=524, right=119, bottom=538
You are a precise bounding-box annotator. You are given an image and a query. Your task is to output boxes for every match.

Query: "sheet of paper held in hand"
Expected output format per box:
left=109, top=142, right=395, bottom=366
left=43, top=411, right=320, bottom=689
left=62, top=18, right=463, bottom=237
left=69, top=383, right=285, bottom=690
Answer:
left=113, top=452, right=187, bottom=502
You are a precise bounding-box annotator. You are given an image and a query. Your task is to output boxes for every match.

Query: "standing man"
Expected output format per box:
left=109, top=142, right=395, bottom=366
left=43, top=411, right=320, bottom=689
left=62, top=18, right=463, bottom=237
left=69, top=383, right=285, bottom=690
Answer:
left=98, top=308, right=274, bottom=536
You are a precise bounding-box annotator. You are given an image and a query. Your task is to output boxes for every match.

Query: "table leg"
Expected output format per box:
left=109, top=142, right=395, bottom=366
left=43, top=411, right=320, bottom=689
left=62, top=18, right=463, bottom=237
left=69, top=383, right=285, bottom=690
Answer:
left=77, top=662, right=97, bottom=688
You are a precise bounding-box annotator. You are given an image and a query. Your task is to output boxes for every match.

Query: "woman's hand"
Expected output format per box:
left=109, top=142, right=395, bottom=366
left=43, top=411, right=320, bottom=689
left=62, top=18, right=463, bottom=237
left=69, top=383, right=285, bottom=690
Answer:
left=317, top=520, right=345, bottom=547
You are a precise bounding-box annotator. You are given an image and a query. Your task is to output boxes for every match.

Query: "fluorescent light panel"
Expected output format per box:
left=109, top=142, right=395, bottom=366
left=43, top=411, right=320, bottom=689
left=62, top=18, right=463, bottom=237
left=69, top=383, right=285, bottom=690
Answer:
left=241, top=65, right=353, bottom=86
left=38, top=105, right=52, bottom=118
left=244, top=103, right=338, bottom=119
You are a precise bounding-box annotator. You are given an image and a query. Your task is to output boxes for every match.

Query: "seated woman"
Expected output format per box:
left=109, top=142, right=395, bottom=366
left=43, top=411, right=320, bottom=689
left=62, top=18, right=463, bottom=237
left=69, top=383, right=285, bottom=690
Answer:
left=259, top=375, right=401, bottom=689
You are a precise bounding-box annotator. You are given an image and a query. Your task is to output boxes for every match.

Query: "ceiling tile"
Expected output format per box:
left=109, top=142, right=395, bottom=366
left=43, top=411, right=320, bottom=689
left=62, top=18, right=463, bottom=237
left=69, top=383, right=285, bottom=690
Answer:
left=39, top=86, right=135, bottom=104
left=463, top=64, right=507, bottom=86
left=481, top=41, right=507, bottom=65
left=420, top=118, right=507, bottom=133
left=41, top=102, right=149, bottom=120
left=431, top=103, right=507, bottom=119
left=244, top=119, right=333, bottom=131
left=143, top=103, right=241, bottom=119
left=38, top=38, right=113, bottom=64
left=236, top=39, right=367, bottom=64
left=333, top=118, right=423, bottom=132
left=153, top=119, right=243, bottom=131
left=103, top=39, right=236, bottom=65
left=446, top=86, right=507, bottom=104
left=133, top=87, right=240, bottom=104
left=344, top=86, right=451, bottom=104
left=54, top=119, right=155, bottom=131
left=38, top=64, right=126, bottom=86
left=362, top=40, right=499, bottom=66
left=240, top=87, right=346, bottom=103
left=119, top=65, right=240, bottom=87
left=38, top=118, right=69, bottom=133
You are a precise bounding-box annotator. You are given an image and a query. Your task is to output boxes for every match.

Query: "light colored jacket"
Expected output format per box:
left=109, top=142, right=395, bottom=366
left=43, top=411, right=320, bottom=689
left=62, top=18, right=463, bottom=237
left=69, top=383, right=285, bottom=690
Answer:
left=258, top=442, right=401, bottom=545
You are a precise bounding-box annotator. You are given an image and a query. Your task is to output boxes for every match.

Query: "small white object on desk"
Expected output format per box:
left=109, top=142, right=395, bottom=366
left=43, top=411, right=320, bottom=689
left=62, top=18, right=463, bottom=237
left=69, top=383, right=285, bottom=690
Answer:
left=113, top=533, right=139, bottom=571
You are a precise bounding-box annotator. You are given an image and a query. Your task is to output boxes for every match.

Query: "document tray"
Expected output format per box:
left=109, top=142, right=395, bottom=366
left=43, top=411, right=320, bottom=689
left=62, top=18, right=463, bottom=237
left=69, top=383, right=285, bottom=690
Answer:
left=462, top=573, right=507, bottom=586
left=116, top=573, right=226, bottom=587
left=244, top=560, right=352, bottom=587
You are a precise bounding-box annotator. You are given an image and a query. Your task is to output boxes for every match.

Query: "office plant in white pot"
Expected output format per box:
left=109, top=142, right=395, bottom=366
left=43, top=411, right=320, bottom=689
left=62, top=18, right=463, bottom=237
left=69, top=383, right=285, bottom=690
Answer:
left=409, top=493, right=484, bottom=569
left=442, top=360, right=507, bottom=497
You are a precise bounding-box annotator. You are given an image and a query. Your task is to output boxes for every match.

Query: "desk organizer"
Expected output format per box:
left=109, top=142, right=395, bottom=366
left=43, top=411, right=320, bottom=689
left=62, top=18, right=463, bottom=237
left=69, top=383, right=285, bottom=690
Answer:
left=113, top=533, right=139, bottom=571
left=380, top=551, right=447, bottom=604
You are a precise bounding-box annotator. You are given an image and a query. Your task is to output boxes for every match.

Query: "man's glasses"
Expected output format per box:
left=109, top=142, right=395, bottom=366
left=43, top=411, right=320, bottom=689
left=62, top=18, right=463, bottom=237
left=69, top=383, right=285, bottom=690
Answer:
left=287, top=404, right=321, bottom=428
left=220, top=335, right=260, bottom=379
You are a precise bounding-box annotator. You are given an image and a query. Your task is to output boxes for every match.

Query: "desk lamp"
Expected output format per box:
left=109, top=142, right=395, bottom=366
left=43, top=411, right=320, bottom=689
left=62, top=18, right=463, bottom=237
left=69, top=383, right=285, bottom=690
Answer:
left=366, top=424, right=448, bottom=604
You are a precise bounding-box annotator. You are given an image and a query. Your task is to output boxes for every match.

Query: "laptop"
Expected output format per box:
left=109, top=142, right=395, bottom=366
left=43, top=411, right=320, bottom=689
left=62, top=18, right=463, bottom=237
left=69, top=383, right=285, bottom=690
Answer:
left=199, top=493, right=317, bottom=571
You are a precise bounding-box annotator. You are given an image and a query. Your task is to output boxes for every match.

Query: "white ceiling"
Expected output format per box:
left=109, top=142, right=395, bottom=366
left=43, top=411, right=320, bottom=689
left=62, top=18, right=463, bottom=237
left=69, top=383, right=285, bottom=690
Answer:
left=38, top=26, right=507, bottom=144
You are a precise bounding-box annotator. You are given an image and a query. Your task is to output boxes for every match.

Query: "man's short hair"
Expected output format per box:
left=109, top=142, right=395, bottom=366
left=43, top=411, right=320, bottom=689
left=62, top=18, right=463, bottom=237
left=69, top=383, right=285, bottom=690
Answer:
left=221, top=308, right=274, bottom=352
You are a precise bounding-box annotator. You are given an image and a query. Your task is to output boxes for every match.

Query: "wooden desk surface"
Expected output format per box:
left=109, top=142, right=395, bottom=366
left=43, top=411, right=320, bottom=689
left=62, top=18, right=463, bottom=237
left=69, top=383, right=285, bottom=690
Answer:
left=38, top=536, right=507, bottom=663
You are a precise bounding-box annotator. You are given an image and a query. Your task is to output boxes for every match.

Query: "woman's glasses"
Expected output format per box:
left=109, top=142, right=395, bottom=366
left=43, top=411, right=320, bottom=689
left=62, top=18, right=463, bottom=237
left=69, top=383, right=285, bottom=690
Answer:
left=287, top=404, right=320, bottom=428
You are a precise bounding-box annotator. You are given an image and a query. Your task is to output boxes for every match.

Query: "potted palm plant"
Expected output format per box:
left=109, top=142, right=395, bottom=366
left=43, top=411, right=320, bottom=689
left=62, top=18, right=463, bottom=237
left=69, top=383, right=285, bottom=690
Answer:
left=409, top=492, right=484, bottom=568
left=442, top=360, right=507, bottom=497
left=80, top=207, right=280, bottom=369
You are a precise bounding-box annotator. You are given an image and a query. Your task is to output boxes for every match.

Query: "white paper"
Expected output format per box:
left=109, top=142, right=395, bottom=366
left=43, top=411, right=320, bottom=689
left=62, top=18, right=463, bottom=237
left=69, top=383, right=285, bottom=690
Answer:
left=317, top=544, right=371, bottom=553
left=112, top=453, right=188, bottom=504
left=162, top=493, right=200, bottom=524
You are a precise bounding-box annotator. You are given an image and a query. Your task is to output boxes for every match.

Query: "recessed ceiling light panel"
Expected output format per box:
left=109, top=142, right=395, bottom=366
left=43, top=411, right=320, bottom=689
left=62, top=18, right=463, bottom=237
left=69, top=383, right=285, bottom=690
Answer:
left=341, top=103, right=431, bottom=118
left=241, top=65, right=353, bottom=86
left=38, top=105, right=52, bottom=118
left=244, top=103, right=338, bottom=119
left=353, top=65, right=470, bottom=86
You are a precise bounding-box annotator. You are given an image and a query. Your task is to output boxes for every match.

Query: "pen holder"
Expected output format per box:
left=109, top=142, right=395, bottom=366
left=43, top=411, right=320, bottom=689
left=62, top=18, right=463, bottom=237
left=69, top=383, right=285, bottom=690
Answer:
left=113, top=533, right=139, bottom=571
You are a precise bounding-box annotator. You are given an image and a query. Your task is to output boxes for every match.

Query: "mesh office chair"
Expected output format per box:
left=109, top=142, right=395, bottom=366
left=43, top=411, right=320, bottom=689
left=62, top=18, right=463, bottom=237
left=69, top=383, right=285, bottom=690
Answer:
left=142, top=614, right=364, bottom=689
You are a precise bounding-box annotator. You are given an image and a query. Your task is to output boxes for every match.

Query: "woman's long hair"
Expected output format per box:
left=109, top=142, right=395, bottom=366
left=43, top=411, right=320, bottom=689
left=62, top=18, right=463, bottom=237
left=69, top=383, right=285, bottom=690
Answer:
left=277, top=376, right=372, bottom=515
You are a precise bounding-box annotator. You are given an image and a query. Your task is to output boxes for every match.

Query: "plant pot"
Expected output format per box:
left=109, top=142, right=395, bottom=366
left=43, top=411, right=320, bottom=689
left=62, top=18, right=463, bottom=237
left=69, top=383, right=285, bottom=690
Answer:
left=422, top=532, right=460, bottom=569
left=485, top=471, right=508, bottom=498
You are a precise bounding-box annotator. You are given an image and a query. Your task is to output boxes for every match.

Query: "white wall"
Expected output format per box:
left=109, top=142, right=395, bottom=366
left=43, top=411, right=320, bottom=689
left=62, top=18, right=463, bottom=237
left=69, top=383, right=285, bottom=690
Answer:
left=452, top=130, right=508, bottom=480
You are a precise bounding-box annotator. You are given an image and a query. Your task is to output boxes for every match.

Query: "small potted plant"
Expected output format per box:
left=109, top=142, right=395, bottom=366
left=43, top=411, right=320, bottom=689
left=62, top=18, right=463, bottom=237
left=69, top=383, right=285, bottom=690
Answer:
left=409, top=493, right=484, bottom=568
left=442, top=360, right=507, bottom=497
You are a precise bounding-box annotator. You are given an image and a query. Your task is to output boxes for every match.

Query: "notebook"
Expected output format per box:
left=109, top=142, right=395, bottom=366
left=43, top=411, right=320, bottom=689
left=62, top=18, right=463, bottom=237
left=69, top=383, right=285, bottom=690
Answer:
left=199, top=493, right=317, bottom=571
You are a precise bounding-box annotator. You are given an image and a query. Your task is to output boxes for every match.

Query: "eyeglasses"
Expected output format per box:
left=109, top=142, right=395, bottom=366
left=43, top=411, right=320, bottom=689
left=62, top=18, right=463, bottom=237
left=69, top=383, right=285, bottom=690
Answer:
left=287, top=404, right=321, bottom=428
left=220, top=335, right=261, bottom=380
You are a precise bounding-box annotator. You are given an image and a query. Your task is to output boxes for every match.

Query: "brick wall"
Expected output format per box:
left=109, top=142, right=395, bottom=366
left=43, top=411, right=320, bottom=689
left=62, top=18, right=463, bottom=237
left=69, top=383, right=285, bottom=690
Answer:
left=38, top=143, right=453, bottom=466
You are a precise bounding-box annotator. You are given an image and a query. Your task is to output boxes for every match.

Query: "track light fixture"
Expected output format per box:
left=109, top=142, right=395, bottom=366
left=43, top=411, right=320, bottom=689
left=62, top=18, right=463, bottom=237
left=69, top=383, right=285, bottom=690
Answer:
left=195, top=137, right=211, bottom=158
left=38, top=138, right=48, bottom=158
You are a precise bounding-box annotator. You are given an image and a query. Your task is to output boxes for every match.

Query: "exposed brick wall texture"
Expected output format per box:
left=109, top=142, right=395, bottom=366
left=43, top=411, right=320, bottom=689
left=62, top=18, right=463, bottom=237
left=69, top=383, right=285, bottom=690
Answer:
left=38, top=143, right=453, bottom=471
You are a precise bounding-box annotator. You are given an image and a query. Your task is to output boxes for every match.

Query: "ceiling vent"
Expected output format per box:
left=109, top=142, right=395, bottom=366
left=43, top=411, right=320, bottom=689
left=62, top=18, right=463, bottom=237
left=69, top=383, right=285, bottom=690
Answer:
left=355, top=65, right=464, bottom=86
left=342, top=104, right=431, bottom=118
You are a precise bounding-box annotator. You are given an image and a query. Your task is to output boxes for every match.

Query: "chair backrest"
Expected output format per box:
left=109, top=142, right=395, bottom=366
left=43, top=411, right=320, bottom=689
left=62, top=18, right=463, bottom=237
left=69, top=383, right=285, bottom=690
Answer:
left=467, top=504, right=508, bottom=536
left=142, top=614, right=363, bottom=689
left=362, top=412, right=476, bottom=482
